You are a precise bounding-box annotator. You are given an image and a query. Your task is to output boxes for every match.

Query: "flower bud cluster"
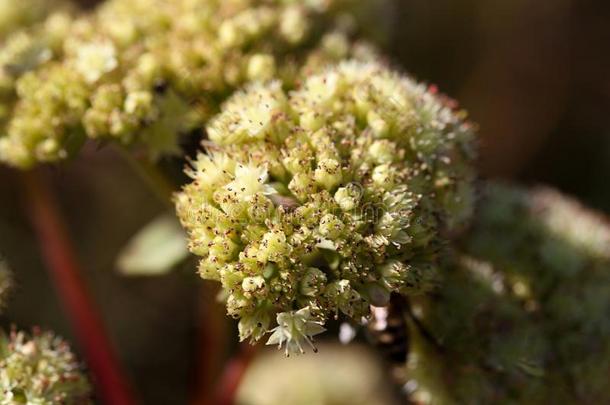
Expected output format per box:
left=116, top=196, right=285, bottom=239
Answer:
left=176, top=61, right=476, bottom=354
left=407, top=184, right=610, bottom=404
left=0, top=328, right=92, bottom=404
left=0, top=0, right=74, bottom=138
left=0, top=0, right=71, bottom=38
left=0, top=0, right=378, bottom=168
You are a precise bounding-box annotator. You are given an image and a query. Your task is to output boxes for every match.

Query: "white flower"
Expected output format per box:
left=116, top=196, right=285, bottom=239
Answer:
left=185, top=152, right=235, bottom=201
left=266, top=307, right=325, bottom=356
left=226, top=164, right=275, bottom=200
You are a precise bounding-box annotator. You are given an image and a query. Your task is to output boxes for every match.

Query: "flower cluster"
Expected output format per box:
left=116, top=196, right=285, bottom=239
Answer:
left=406, top=184, right=610, bottom=404
left=176, top=61, right=476, bottom=354
left=0, top=328, right=91, bottom=404
left=0, top=0, right=71, bottom=38
left=0, top=0, right=378, bottom=168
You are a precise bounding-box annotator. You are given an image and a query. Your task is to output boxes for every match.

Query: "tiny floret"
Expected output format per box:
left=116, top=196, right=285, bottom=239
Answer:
left=266, top=308, right=326, bottom=356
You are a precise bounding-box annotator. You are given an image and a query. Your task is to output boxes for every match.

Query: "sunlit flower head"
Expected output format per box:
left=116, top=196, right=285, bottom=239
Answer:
left=176, top=60, right=477, bottom=354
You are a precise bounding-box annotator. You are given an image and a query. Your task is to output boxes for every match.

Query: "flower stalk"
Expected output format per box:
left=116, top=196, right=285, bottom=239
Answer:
left=115, top=146, right=176, bottom=206
left=190, top=284, right=230, bottom=405
left=22, top=169, right=138, bottom=405
left=214, top=344, right=258, bottom=405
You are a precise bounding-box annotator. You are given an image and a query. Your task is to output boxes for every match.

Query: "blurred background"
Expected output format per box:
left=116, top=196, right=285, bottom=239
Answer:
left=0, top=0, right=609, bottom=403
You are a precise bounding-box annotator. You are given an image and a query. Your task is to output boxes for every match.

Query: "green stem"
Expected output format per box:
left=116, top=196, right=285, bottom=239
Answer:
left=114, top=146, right=177, bottom=206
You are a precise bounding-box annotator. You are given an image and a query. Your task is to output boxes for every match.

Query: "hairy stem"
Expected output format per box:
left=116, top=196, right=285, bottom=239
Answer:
left=22, top=169, right=138, bottom=405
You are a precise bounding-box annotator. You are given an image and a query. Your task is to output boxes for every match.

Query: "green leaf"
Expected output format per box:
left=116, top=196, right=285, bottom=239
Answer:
left=117, top=214, right=189, bottom=276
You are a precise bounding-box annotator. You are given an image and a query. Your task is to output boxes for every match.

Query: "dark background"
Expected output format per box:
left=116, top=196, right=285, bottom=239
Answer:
left=0, top=0, right=609, bottom=403
left=388, top=0, right=610, bottom=210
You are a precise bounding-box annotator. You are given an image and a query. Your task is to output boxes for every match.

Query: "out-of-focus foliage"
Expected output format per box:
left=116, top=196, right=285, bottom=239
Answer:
left=236, top=344, right=398, bottom=405
left=176, top=60, right=476, bottom=354
left=0, top=0, right=75, bottom=136
left=0, top=328, right=92, bottom=404
left=0, top=0, right=381, bottom=168
left=116, top=214, right=189, bottom=276
left=407, top=183, right=610, bottom=404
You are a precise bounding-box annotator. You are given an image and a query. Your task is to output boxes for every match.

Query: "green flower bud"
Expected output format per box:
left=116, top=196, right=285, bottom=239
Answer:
left=83, top=84, right=127, bottom=139
left=0, top=328, right=91, bottom=404
left=176, top=61, right=476, bottom=354
left=258, top=231, right=290, bottom=263
left=0, top=64, right=88, bottom=167
left=313, top=158, right=342, bottom=190
left=319, top=214, right=345, bottom=239
left=1, top=32, right=52, bottom=77
left=238, top=308, right=272, bottom=343
left=207, top=81, right=287, bottom=145
left=300, top=267, right=328, bottom=297
left=0, top=1, right=74, bottom=142
left=247, top=54, right=276, bottom=82
left=334, top=184, right=361, bottom=211
left=279, top=6, right=309, bottom=44
left=324, top=280, right=368, bottom=318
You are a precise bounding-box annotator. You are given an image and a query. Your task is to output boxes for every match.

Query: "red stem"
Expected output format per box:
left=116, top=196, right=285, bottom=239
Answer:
left=214, top=344, right=257, bottom=405
left=190, top=284, right=229, bottom=405
left=22, top=170, right=138, bottom=405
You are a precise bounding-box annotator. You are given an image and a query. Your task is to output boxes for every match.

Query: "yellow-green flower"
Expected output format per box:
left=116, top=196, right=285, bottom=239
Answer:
left=0, top=0, right=381, bottom=168
left=0, top=329, right=92, bottom=404
left=176, top=60, right=477, bottom=354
